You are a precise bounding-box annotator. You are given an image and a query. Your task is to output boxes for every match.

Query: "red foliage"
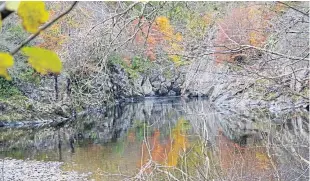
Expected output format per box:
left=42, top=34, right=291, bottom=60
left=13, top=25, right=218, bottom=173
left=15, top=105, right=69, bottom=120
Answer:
left=131, top=18, right=160, bottom=61
left=214, top=4, right=275, bottom=63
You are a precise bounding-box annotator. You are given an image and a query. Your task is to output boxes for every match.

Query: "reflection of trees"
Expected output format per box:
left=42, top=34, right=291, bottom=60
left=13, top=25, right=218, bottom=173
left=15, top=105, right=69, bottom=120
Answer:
left=0, top=98, right=308, bottom=180
left=140, top=119, right=189, bottom=168
left=217, top=130, right=274, bottom=180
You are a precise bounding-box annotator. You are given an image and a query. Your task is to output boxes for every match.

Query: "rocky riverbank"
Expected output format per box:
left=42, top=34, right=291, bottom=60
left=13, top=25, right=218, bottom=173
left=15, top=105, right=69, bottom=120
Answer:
left=0, top=158, right=89, bottom=180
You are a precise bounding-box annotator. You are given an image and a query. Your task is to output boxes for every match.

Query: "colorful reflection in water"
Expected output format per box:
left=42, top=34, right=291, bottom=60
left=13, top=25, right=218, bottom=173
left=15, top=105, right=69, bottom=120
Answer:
left=1, top=98, right=308, bottom=180
left=61, top=119, right=191, bottom=180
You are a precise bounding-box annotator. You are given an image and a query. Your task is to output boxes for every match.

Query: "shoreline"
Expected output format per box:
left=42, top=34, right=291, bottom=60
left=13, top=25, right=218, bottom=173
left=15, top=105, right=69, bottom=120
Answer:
left=0, top=158, right=90, bottom=181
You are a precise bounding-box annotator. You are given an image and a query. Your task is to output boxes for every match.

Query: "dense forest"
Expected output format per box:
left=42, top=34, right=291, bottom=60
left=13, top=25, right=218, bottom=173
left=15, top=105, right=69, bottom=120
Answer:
left=0, top=1, right=309, bottom=180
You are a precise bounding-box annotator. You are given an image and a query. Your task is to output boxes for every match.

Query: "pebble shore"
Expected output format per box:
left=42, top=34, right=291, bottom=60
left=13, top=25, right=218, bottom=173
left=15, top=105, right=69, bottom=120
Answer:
left=0, top=158, right=90, bottom=181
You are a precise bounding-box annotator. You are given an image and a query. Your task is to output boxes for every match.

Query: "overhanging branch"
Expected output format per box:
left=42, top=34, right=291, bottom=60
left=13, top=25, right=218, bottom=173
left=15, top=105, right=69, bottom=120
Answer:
left=10, top=1, right=78, bottom=55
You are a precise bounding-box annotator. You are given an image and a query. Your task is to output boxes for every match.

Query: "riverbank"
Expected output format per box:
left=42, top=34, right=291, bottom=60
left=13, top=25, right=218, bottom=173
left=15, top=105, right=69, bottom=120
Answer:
left=0, top=158, right=89, bottom=180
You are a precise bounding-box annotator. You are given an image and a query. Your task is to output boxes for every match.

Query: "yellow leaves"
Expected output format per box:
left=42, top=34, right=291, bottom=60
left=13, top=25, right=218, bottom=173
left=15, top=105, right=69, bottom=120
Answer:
left=155, top=16, right=175, bottom=40
left=0, top=1, right=63, bottom=80
left=168, top=41, right=184, bottom=66
left=169, top=55, right=182, bottom=65
left=17, top=1, right=49, bottom=33
left=170, top=43, right=182, bottom=52
left=155, top=17, right=172, bottom=34
left=154, top=16, right=185, bottom=64
left=22, top=47, right=62, bottom=75
left=0, top=53, right=14, bottom=80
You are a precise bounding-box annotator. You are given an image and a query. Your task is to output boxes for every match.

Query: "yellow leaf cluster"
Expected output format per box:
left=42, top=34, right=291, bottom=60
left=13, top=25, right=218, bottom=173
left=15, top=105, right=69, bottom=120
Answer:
left=0, top=53, right=14, bottom=80
left=155, top=16, right=183, bottom=42
left=155, top=16, right=184, bottom=64
left=155, top=16, right=173, bottom=39
left=17, top=1, right=49, bottom=33
left=22, top=47, right=62, bottom=75
left=169, top=55, right=181, bottom=65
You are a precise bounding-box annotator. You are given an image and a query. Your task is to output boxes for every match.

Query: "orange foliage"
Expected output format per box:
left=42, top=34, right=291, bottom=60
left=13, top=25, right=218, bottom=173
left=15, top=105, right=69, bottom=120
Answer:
left=139, top=120, right=189, bottom=169
left=132, top=16, right=183, bottom=62
left=140, top=129, right=170, bottom=168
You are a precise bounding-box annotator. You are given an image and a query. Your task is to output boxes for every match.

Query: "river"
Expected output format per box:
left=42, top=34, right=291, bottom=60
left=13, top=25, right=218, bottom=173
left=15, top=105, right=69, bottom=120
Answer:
left=0, top=97, right=309, bottom=180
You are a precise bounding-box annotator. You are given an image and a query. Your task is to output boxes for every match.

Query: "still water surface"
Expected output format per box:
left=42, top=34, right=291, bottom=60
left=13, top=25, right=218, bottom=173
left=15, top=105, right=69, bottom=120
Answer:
left=1, top=97, right=309, bottom=180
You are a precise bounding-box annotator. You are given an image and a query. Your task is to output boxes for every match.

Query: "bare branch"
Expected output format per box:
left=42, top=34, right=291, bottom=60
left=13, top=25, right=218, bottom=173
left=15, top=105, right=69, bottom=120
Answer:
left=86, top=2, right=141, bottom=35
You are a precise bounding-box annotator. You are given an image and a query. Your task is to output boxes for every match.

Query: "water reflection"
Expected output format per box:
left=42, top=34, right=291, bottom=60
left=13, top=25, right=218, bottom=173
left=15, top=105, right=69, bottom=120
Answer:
left=0, top=97, right=309, bottom=180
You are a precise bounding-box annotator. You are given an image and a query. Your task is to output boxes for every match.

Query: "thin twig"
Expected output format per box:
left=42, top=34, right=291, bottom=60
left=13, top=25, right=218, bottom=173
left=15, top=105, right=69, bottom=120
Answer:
left=240, top=45, right=310, bottom=61
left=87, top=2, right=140, bottom=35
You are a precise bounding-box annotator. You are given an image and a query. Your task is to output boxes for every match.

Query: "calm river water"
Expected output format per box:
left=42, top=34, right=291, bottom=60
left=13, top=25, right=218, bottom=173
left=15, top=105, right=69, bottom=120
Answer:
left=1, top=97, right=309, bottom=180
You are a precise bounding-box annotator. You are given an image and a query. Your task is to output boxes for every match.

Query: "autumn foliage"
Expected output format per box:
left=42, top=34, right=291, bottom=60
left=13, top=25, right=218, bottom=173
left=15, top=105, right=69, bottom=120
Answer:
left=17, top=1, right=49, bottom=33
left=38, top=10, right=66, bottom=51
left=214, top=4, right=275, bottom=63
left=217, top=131, right=274, bottom=179
left=139, top=120, right=189, bottom=168
left=0, top=53, right=14, bottom=80
left=132, top=16, right=183, bottom=64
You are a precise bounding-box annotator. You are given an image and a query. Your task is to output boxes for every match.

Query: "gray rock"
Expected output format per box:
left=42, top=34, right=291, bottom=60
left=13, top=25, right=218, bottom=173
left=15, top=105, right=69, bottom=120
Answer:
left=142, top=78, right=154, bottom=96
left=168, top=90, right=177, bottom=96
left=158, top=86, right=169, bottom=96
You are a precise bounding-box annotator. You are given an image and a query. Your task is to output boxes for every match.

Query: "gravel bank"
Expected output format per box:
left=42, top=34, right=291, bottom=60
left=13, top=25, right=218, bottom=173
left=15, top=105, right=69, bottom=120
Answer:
left=0, top=158, right=90, bottom=181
